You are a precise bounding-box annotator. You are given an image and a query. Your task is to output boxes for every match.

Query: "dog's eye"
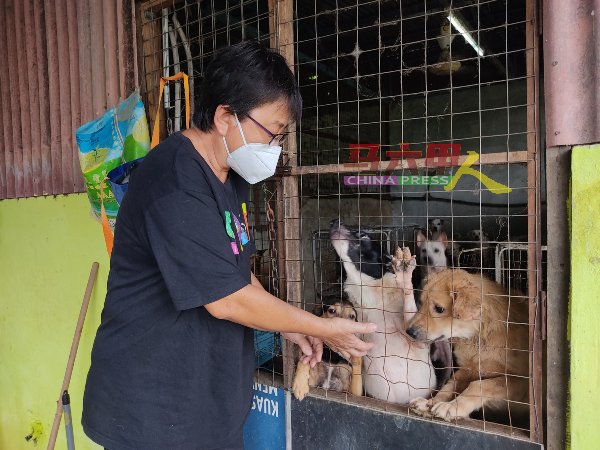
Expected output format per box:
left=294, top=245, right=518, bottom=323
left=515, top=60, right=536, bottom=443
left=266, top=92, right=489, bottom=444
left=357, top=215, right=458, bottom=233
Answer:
left=328, top=308, right=337, bottom=314
left=348, top=314, right=355, bottom=320
left=434, top=305, right=445, bottom=314
left=434, top=249, right=439, bottom=253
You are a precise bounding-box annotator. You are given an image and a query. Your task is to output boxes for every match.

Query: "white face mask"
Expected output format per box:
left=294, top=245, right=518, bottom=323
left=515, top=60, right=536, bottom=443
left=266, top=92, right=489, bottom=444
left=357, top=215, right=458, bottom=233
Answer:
left=223, top=113, right=282, bottom=184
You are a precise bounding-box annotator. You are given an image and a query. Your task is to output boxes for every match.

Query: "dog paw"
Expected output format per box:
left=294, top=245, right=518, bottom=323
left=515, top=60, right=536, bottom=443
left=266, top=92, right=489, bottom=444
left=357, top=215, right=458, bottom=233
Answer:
left=391, top=247, right=416, bottom=292
left=431, top=400, right=469, bottom=421
left=409, top=397, right=433, bottom=416
left=292, top=378, right=310, bottom=401
left=391, top=247, right=416, bottom=273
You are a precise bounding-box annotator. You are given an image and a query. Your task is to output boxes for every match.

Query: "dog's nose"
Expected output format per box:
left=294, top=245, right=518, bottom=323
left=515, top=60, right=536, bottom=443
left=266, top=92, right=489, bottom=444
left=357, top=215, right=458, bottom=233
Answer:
left=406, top=327, right=418, bottom=339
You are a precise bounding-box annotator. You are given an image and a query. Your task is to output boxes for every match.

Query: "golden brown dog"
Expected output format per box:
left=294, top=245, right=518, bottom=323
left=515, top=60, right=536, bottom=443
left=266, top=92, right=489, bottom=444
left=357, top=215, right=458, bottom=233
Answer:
left=292, top=296, right=362, bottom=401
left=406, top=269, right=529, bottom=421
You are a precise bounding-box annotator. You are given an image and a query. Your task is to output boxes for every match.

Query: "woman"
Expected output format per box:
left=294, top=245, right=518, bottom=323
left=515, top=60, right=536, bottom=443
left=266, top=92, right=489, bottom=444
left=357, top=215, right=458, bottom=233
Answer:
left=82, top=41, right=376, bottom=450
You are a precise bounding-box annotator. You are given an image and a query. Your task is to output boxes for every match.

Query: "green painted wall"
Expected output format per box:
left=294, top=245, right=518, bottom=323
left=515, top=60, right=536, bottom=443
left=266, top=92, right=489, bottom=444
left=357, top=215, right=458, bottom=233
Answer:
left=0, top=194, right=109, bottom=449
left=570, top=146, right=600, bottom=449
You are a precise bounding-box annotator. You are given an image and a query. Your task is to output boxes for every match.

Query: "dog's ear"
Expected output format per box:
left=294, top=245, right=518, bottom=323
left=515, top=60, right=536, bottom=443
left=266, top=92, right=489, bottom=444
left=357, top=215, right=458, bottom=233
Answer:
left=451, top=290, right=481, bottom=321
left=428, top=218, right=434, bottom=224
left=440, top=219, right=445, bottom=225
left=417, top=231, right=426, bottom=248
left=437, top=232, right=448, bottom=249
left=450, top=272, right=481, bottom=321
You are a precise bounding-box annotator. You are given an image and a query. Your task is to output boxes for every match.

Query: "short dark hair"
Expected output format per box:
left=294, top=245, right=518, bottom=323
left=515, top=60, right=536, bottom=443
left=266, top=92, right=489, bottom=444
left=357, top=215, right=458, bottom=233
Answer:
left=193, top=41, right=302, bottom=131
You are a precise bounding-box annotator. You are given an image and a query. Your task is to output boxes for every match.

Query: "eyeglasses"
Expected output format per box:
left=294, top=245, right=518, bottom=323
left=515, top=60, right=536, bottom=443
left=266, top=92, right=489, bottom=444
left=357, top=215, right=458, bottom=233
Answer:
left=245, top=114, right=292, bottom=145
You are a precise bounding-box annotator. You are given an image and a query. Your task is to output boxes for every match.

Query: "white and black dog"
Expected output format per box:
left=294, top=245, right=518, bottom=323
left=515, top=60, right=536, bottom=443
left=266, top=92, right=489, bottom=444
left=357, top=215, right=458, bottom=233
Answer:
left=329, top=220, right=451, bottom=403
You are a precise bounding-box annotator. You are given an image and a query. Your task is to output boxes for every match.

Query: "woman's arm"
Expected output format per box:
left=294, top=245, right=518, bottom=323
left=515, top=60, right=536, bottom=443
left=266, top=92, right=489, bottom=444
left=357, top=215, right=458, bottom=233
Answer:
left=250, top=271, right=266, bottom=289
left=250, top=271, right=324, bottom=366
left=204, top=284, right=376, bottom=359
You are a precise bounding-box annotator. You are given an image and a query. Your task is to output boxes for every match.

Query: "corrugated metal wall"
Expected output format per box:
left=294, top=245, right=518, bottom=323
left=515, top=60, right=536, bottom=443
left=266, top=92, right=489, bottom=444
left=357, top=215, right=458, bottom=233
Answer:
left=0, top=0, right=138, bottom=199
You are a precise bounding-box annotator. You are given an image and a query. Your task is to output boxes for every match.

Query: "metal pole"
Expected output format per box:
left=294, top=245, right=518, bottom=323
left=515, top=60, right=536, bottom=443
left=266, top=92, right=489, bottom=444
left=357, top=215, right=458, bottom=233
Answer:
left=62, top=391, right=76, bottom=450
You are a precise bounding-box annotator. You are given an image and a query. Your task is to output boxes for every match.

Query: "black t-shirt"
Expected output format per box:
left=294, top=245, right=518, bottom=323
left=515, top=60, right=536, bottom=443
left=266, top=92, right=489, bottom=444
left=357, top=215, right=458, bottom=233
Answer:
left=82, top=133, right=257, bottom=450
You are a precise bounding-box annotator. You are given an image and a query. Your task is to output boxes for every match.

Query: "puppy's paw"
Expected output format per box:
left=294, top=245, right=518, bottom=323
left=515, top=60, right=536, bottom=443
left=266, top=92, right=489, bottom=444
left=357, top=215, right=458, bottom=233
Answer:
left=292, top=376, right=310, bottom=401
left=431, top=400, right=469, bottom=421
left=391, top=247, right=416, bottom=292
left=391, top=247, right=416, bottom=273
left=409, top=397, right=433, bottom=416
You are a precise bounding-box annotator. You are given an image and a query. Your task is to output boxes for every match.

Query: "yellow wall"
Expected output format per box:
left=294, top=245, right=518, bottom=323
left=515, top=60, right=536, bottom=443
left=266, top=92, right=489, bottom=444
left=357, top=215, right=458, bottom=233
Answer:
left=570, top=146, right=600, bottom=449
left=0, top=194, right=109, bottom=449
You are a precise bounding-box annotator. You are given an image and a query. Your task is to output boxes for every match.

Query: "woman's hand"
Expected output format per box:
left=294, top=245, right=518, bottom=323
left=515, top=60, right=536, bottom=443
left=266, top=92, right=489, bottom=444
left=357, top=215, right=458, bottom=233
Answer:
left=282, top=332, right=323, bottom=367
left=320, top=318, right=376, bottom=360
left=207, top=284, right=377, bottom=361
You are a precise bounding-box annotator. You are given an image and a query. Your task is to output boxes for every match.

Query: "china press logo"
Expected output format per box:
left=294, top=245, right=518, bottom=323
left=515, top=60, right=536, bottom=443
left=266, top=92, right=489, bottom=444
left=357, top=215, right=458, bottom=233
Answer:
left=342, top=144, right=511, bottom=194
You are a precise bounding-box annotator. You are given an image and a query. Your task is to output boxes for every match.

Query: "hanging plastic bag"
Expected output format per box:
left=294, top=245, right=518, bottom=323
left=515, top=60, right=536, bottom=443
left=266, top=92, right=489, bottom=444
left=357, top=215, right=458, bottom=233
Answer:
left=100, top=74, right=189, bottom=257
left=75, top=89, right=150, bottom=226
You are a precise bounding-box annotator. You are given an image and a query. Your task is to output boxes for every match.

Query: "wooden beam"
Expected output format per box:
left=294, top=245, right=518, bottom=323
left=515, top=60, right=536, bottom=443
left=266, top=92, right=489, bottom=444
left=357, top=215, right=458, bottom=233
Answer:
left=526, top=0, right=542, bottom=442
left=290, top=150, right=529, bottom=176
left=275, top=0, right=300, bottom=391
left=140, top=0, right=185, bottom=15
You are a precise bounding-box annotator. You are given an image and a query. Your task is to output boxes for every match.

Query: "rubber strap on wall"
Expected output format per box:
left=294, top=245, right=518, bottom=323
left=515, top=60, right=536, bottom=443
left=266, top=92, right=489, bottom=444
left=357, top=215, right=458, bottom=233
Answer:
left=151, top=73, right=190, bottom=149
left=100, top=178, right=114, bottom=258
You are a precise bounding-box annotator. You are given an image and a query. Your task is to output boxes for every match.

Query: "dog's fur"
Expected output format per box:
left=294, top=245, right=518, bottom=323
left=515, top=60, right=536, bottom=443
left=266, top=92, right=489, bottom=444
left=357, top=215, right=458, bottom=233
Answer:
left=292, top=296, right=360, bottom=401
left=406, top=269, right=529, bottom=421
left=427, top=218, right=461, bottom=266
left=428, top=218, right=445, bottom=239
left=467, top=229, right=489, bottom=243
left=413, top=231, right=454, bottom=389
left=417, top=231, right=449, bottom=276
left=330, top=220, right=436, bottom=405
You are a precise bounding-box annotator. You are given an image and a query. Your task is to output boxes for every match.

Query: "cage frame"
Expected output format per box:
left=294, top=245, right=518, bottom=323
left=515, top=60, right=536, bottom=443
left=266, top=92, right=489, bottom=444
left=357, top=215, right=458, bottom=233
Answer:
left=273, top=0, right=543, bottom=443
left=133, top=0, right=544, bottom=444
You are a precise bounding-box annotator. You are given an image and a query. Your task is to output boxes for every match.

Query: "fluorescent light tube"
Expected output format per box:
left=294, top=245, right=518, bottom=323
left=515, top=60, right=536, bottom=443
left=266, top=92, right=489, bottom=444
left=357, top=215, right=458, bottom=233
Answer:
left=448, top=14, right=484, bottom=57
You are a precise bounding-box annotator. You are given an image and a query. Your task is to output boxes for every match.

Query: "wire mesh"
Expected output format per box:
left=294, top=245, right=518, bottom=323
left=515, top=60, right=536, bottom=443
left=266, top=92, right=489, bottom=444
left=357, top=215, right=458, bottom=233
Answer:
left=139, top=0, right=274, bottom=137
left=289, top=0, right=544, bottom=441
left=136, top=0, right=544, bottom=442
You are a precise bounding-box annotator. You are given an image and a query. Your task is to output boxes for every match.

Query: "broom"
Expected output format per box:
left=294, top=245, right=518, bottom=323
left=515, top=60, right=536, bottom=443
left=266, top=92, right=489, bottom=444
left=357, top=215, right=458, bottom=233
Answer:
left=46, top=262, right=99, bottom=450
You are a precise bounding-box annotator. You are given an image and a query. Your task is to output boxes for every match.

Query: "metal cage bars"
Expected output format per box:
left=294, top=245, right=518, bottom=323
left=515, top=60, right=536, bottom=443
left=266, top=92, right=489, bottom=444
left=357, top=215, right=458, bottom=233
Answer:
left=275, top=0, right=543, bottom=443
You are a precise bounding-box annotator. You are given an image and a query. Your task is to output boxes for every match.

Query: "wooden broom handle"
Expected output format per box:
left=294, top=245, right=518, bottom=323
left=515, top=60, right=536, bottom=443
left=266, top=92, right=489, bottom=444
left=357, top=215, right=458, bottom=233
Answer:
left=349, top=356, right=363, bottom=397
left=47, top=262, right=99, bottom=450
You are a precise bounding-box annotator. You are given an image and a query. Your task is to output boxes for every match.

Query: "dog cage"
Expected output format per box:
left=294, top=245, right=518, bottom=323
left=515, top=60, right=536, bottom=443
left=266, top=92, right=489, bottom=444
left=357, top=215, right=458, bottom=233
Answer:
left=136, top=0, right=545, bottom=445
left=287, top=0, right=544, bottom=443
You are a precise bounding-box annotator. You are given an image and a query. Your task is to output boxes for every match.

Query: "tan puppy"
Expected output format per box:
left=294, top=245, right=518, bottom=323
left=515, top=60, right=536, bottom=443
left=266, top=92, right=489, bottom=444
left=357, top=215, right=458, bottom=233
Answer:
left=406, top=269, right=529, bottom=421
left=292, top=297, right=362, bottom=401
